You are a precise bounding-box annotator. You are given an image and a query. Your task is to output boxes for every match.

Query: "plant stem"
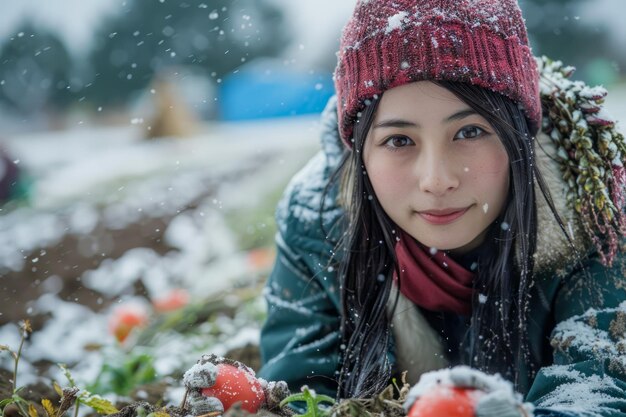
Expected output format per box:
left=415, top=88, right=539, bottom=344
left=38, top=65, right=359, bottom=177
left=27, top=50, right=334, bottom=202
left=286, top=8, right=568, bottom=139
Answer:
left=12, top=328, right=27, bottom=393
left=73, top=399, right=80, bottom=417
left=14, top=399, right=30, bottom=417
left=180, top=388, right=189, bottom=410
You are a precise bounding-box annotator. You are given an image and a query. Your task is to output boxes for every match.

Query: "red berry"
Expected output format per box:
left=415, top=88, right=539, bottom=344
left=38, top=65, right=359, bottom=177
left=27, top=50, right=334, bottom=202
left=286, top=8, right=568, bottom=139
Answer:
left=408, top=386, right=484, bottom=417
left=108, top=306, right=148, bottom=343
left=201, top=363, right=265, bottom=413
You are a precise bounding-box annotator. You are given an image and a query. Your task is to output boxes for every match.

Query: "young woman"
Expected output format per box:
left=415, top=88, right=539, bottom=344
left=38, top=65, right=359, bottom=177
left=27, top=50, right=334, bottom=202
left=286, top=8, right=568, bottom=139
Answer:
left=183, top=0, right=626, bottom=416
left=257, top=0, right=626, bottom=415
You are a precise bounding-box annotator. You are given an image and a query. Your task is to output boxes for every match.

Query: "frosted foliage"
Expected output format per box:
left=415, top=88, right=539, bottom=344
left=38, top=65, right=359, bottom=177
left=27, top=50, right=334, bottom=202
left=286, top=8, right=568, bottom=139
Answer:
left=539, top=64, right=608, bottom=101
left=187, top=391, right=223, bottom=415
left=183, top=362, right=218, bottom=388
left=579, top=86, right=608, bottom=100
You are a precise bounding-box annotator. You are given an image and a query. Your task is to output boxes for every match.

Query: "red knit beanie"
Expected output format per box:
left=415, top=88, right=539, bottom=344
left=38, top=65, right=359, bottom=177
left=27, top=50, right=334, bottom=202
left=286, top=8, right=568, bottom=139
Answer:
left=334, top=0, right=541, bottom=145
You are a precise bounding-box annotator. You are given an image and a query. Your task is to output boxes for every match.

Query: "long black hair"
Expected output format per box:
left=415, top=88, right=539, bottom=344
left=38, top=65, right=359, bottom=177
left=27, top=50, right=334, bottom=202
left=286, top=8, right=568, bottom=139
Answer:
left=328, top=81, right=569, bottom=399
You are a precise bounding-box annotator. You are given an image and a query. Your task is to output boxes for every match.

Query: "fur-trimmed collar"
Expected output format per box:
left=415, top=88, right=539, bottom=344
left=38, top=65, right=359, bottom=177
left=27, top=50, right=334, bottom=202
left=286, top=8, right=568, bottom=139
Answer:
left=387, top=286, right=448, bottom=384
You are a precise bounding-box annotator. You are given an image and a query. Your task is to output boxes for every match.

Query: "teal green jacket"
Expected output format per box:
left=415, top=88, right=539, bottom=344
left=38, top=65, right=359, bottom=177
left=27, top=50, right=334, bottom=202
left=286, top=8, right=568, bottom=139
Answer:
left=258, top=98, right=626, bottom=416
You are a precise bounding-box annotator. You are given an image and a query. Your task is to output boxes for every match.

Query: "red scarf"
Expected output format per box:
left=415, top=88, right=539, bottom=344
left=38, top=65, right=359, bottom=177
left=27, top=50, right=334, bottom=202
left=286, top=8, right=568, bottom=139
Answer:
left=394, top=230, right=475, bottom=315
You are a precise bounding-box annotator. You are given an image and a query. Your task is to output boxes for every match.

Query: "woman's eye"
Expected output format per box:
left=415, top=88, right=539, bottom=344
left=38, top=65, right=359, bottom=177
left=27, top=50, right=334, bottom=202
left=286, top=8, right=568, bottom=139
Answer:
left=383, top=135, right=413, bottom=148
left=455, top=125, right=487, bottom=140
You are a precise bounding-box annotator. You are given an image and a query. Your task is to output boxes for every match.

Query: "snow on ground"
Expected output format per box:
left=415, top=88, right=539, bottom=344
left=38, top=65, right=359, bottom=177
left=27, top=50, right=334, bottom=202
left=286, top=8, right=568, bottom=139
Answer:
left=0, top=118, right=317, bottom=272
left=0, top=117, right=320, bottom=267
left=0, top=115, right=322, bottom=388
left=3, top=116, right=321, bottom=208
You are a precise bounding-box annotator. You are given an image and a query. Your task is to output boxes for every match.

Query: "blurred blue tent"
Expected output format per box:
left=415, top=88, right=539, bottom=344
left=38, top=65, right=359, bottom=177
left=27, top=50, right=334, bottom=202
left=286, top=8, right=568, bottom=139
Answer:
left=219, top=60, right=335, bottom=121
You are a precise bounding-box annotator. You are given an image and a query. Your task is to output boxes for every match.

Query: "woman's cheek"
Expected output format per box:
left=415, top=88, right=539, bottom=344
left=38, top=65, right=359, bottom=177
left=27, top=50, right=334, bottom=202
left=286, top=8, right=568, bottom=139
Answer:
left=466, top=140, right=508, bottom=174
left=369, top=163, right=410, bottom=199
left=466, top=149, right=510, bottom=210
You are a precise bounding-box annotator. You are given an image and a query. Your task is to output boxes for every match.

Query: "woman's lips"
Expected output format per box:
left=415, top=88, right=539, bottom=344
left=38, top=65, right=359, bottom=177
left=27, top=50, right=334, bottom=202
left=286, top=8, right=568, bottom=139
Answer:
left=417, top=206, right=471, bottom=225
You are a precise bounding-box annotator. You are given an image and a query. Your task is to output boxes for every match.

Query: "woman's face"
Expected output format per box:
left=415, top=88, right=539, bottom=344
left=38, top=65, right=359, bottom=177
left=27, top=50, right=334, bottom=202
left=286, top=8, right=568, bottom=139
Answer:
left=363, top=81, right=510, bottom=255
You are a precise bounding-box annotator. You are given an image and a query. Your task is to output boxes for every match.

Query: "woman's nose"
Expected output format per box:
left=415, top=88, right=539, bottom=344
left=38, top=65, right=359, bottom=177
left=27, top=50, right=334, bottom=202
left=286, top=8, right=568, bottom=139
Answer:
left=416, top=152, right=460, bottom=196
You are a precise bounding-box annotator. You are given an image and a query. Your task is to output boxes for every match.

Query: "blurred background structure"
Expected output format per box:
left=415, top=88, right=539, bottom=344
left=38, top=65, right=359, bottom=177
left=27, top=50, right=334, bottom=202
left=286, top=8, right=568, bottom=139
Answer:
left=0, top=0, right=625, bottom=408
left=0, top=0, right=356, bottom=133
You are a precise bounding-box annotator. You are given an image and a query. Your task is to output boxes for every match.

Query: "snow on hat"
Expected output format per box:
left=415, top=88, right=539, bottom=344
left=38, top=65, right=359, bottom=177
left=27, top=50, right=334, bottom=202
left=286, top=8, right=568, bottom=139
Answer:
left=334, top=0, right=541, bottom=145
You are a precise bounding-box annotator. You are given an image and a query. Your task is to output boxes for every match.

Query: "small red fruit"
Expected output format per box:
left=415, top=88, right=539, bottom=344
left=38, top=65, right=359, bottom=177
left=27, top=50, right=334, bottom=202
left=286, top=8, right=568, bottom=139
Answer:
left=408, top=386, right=484, bottom=417
left=201, top=363, right=266, bottom=413
left=108, top=306, right=148, bottom=343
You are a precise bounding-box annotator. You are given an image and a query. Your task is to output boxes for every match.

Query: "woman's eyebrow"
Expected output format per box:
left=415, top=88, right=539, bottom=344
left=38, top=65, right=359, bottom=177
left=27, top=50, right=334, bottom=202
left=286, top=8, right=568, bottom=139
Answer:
left=372, top=119, right=418, bottom=129
left=444, top=109, right=478, bottom=123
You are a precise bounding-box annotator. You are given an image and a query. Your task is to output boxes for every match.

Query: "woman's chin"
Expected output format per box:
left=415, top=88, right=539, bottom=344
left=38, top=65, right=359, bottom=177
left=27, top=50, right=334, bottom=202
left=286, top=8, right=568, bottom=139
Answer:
left=412, top=234, right=479, bottom=254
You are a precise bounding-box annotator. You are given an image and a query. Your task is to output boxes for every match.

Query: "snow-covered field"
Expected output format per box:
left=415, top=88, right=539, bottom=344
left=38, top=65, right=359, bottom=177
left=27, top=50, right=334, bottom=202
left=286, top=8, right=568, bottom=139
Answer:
left=0, top=115, right=322, bottom=400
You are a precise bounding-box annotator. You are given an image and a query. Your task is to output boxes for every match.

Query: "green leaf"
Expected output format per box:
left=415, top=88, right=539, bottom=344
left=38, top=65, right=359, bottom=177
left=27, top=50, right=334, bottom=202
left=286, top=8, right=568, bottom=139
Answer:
left=80, top=396, right=119, bottom=415
left=88, top=353, right=156, bottom=396
left=280, top=386, right=334, bottom=417
left=11, top=395, right=32, bottom=417
left=58, top=364, right=76, bottom=387
left=12, top=393, right=27, bottom=402
left=0, top=398, right=15, bottom=409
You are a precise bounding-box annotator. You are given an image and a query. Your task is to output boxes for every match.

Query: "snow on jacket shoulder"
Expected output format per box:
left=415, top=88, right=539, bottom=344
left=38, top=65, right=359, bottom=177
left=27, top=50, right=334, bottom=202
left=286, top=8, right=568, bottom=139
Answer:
left=526, top=257, right=626, bottom=416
